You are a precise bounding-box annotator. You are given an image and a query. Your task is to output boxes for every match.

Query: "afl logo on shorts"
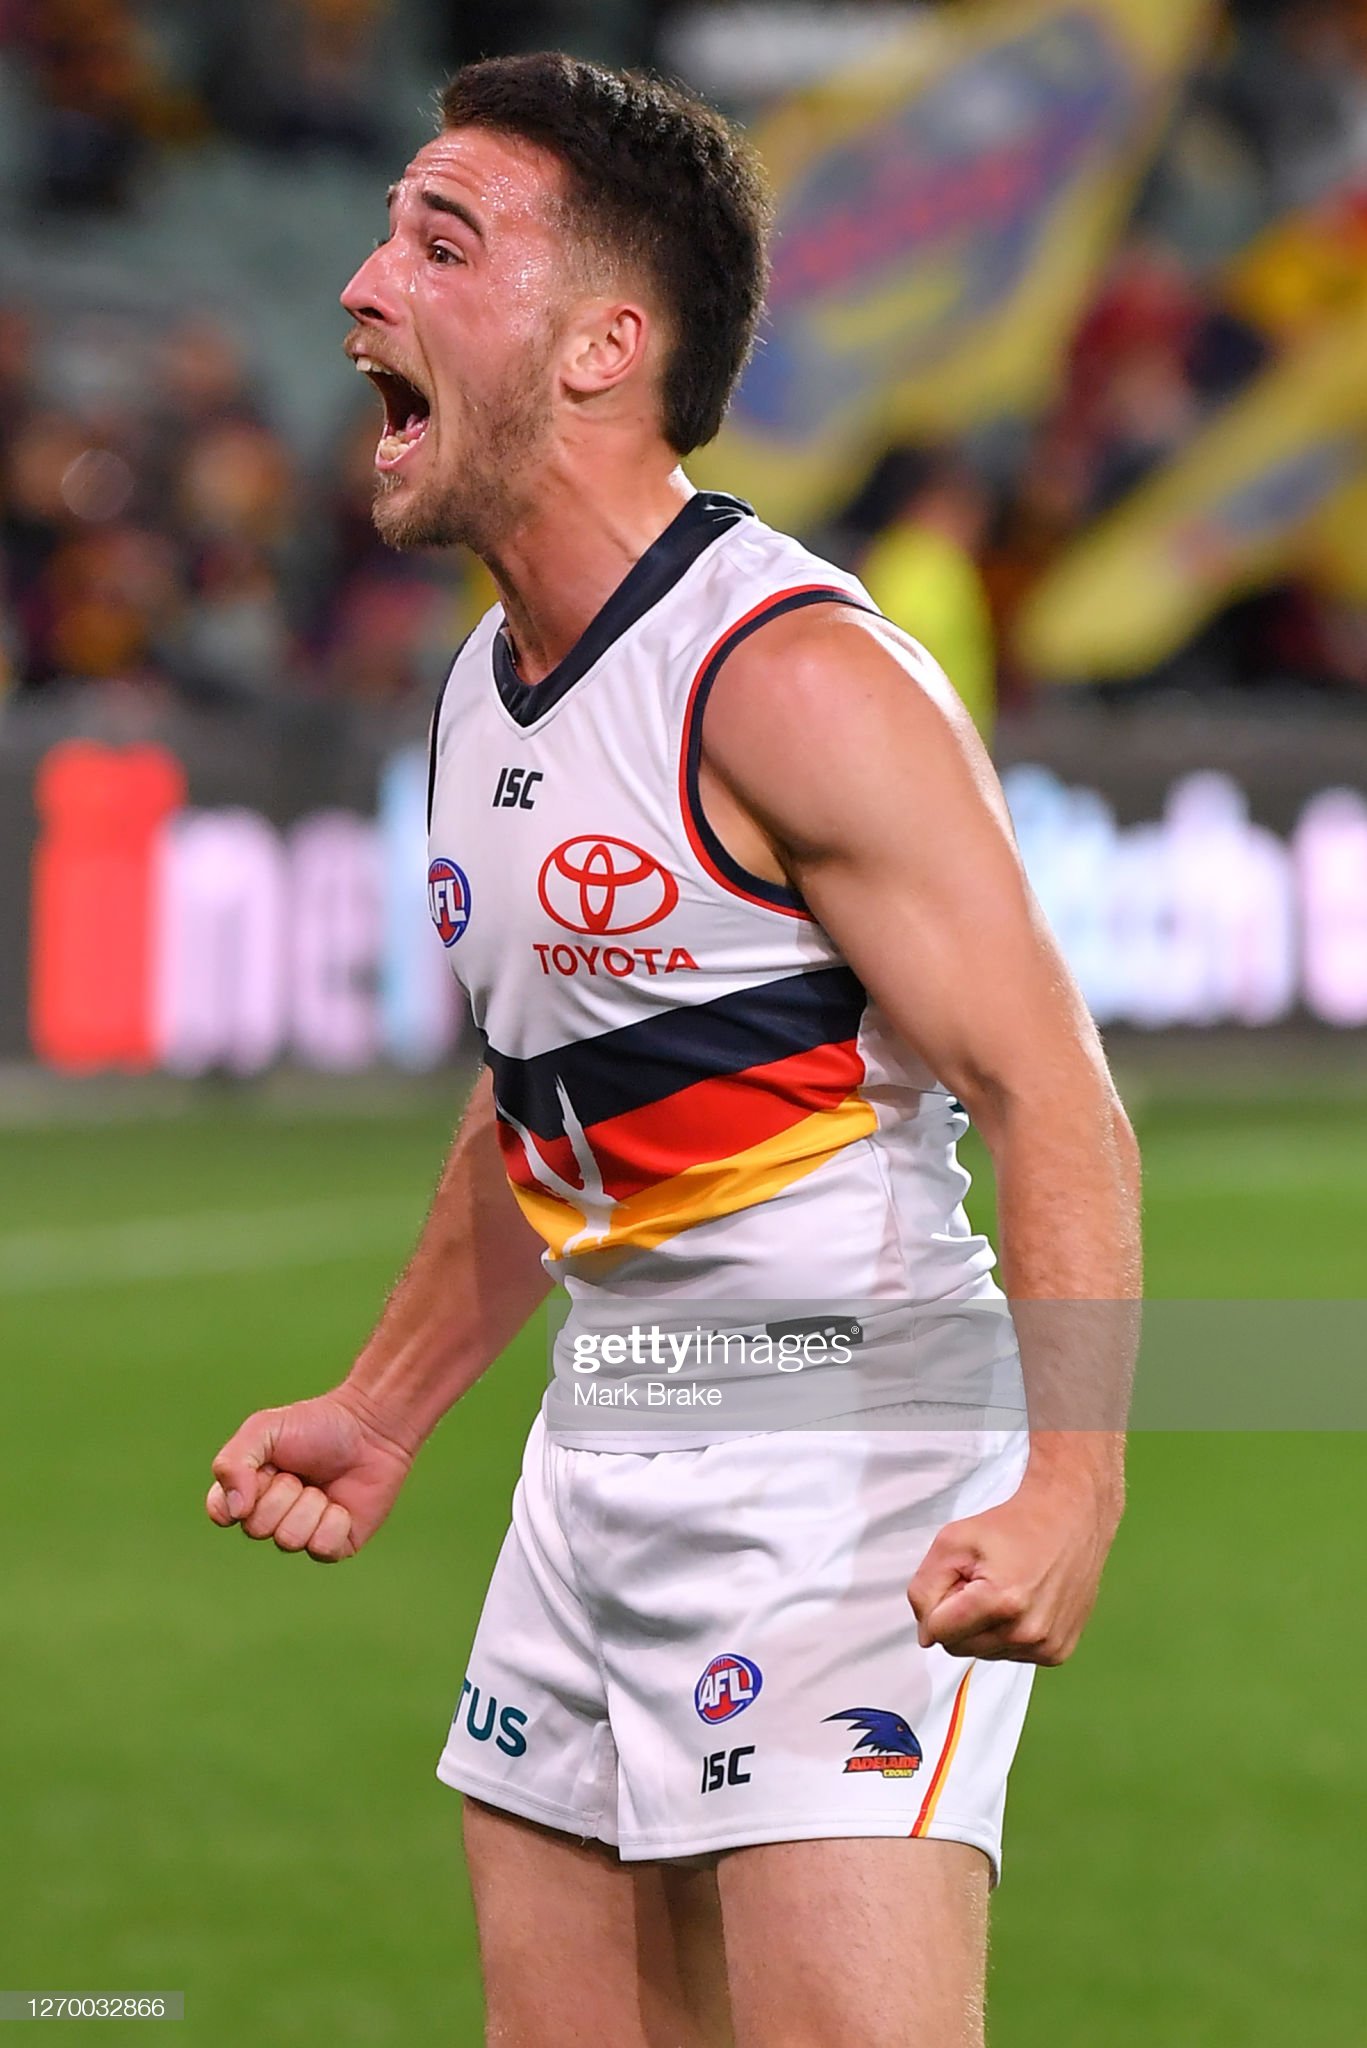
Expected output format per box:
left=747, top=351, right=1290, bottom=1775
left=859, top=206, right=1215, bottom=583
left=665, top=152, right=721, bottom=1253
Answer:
left=695, top=1653, right=763, bottom=1725
left=538, top=835, right=679, bottom=936
left=428, top=857, right=472, bottom=947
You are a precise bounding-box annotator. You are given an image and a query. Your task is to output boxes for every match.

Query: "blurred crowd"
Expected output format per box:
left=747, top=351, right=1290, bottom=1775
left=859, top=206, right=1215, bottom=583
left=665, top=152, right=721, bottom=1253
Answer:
left=837, top=226, right=1367, bottom=716
left=2, top=0, right=1367, bottom=709
left=0, top=0, right=480, bottom=705
left=0, top=300, right=484, bottom=705
left=0, top=0, right=402, bottom=211
left=835, top=0, right=1367, bottom=712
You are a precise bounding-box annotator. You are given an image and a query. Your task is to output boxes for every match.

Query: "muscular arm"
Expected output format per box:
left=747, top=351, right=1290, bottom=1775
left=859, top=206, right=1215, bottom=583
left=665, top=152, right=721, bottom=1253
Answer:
left=207, top=1070, right=550, bottom=1558
left=700, top=607, right=1141, bottom=1663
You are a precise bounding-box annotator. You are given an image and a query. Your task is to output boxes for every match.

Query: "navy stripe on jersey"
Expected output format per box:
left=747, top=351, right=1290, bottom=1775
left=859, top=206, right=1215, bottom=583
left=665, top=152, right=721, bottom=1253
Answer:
left=681, top=587, right=872, bottom=911
left=484, top=963, right=866, bottom=1141
left=493, top=492, right=754, bottom=727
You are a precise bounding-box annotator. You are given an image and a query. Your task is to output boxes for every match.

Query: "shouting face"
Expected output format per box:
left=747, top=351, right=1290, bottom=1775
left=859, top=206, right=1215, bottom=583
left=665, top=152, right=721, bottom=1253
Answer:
left=340, top=128, right=573, bottom=552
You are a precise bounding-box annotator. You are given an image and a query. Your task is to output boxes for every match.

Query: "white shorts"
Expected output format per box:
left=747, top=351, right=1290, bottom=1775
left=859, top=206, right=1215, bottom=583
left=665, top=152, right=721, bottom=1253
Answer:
left=436, top=1409, right=1034, bottom=1878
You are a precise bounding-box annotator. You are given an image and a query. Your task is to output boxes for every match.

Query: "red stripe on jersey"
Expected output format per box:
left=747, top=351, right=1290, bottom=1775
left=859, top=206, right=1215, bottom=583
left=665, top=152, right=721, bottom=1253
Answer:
left=497, top=1034, right=866, bottom=1202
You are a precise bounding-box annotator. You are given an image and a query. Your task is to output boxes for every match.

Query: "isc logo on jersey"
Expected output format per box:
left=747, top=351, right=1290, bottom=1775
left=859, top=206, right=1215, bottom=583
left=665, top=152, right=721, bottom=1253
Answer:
left=535, top=834, right=696, bottom=979
left=695, top=1653, right=763, bottom=1725
left=428, top=857, right=472, bottom=948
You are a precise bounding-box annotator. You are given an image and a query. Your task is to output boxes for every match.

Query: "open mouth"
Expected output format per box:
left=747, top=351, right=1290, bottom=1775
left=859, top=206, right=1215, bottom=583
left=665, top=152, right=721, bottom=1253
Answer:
left=355, top=355, right=432, bottom=472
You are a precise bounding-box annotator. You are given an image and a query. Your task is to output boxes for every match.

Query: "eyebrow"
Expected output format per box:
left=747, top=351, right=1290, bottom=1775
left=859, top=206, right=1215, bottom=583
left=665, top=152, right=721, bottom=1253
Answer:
left=385, top=183, right=485, bottom=241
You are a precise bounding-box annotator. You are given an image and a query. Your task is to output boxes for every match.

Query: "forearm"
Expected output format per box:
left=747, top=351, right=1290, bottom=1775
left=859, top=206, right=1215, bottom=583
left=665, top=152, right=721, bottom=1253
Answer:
left=974, top=1071, right=1141, bottom=1507
left=342, top=1070, right=551, bottom=1448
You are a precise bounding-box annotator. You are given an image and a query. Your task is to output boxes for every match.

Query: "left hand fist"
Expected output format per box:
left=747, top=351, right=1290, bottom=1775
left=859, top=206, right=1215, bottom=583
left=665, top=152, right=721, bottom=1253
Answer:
left=907, top=1477, right=1121, bottom=1666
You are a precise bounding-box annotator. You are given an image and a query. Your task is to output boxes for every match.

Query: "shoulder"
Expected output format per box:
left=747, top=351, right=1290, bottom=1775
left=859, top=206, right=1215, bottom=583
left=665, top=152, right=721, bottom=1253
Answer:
left=705, top=602, right=973, bottom=755
left=692, top=509, right=869, bottom=627
left=701, top=604, right=1002, bottom=856
left=456, top=600, right=505, bottom=665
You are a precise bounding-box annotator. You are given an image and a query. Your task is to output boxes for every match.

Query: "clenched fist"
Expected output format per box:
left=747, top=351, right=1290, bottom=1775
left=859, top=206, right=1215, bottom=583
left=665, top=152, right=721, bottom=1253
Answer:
left=907, top=1462, right=1123, bottom=1667
left=206, top=1387, right=418, bottom=1563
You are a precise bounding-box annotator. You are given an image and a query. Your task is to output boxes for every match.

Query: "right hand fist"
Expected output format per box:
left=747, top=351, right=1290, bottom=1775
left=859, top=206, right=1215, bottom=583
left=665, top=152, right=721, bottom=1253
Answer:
left=206, top=1388, right=417, bottom=1562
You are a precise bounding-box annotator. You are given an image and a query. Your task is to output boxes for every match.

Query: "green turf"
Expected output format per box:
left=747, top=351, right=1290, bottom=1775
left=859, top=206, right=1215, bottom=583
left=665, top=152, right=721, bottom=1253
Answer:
left=0, top=1088, right=1363, bottom=2043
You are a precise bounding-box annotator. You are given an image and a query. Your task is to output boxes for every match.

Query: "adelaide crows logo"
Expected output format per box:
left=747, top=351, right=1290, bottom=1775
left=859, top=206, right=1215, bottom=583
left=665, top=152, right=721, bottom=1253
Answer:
left=826, top=1708, right=923, bottom=1778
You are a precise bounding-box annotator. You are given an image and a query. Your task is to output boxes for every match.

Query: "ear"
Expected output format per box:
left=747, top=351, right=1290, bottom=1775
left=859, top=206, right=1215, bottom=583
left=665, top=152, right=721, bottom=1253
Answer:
left=560, top=300, right=651, bottom=401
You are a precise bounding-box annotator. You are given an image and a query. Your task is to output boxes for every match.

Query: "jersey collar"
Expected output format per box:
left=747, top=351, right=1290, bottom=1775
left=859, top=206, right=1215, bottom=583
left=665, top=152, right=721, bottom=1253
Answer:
left=492, top=491, right=753, bottom=728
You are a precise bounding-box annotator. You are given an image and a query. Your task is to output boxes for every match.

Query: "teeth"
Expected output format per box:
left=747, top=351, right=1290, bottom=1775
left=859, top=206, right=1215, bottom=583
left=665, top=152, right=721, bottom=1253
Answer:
left=355, top=356, right=379, bottom=373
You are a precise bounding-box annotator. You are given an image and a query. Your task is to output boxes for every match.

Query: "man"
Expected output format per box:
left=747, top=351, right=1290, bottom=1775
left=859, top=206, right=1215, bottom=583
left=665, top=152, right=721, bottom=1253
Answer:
left=208, top=53, right=1140, bottom=2048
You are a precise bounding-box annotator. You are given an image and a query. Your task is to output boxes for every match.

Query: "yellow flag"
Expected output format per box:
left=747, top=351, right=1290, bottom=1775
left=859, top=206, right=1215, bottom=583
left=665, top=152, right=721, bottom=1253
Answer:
left=1308, top=466, right=1367, bottom=604
left=1216, top=180, right=1367, bottom=609
left=1015, top=298, right=1367, bottom=680
left=1223, top=182, right=1367, bottom=344
left=696, top=0, right=1214, bottom=530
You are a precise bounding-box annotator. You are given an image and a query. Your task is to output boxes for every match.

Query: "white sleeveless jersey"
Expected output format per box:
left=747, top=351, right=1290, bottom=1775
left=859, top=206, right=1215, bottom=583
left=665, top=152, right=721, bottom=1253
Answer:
left=427, top=493, right=996, bottom=1431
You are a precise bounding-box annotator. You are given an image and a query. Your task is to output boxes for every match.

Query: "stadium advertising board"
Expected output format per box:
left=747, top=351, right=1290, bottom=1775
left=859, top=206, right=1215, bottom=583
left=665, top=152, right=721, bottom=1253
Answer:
left=1, top=713, right=1364, bottom=1075
left=10, top=733, right=460, bottom=1075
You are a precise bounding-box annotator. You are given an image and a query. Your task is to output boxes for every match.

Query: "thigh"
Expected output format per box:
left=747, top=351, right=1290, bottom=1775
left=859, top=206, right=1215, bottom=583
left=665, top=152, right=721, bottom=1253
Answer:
left=717, top=1835, right=989, bottom=2048
left=463, top=1798, right=733, bottom=2048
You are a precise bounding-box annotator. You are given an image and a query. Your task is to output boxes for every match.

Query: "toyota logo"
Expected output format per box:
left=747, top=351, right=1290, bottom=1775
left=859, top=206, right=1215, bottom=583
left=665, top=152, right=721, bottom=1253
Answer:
left=537, top=835, right=679, bottom=935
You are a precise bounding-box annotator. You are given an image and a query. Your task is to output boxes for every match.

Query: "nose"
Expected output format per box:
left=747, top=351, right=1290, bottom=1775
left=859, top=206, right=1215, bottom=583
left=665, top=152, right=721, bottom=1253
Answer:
left=341, top=243, right=399, bottom=326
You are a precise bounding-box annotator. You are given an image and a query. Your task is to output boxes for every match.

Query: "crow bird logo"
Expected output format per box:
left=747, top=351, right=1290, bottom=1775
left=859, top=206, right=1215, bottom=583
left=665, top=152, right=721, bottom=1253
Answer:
left=825, top=1708, right=923, bottom=1760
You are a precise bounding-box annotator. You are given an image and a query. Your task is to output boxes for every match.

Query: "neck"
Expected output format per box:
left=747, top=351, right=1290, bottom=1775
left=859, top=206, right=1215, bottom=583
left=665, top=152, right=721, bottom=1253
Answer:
left=482, top=445, right=695, bottom=683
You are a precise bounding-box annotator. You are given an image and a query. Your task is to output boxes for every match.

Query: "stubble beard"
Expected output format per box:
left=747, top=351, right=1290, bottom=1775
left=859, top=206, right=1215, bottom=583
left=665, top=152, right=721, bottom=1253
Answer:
left=370, top=345, right=554, bottom=558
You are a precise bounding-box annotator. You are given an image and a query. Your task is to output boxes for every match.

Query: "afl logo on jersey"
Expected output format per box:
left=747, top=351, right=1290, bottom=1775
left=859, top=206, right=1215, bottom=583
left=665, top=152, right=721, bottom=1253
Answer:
left=695, top=1653, right=763, bottom=1725
left=538, top=835, right=679, bottom=936
left=428, top=856, right=472, bottom=947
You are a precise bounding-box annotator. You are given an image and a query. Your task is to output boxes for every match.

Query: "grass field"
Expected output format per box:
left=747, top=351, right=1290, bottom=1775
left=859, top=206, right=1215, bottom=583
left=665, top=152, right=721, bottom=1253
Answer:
left=1, top=1080, right=1364, bottom=2043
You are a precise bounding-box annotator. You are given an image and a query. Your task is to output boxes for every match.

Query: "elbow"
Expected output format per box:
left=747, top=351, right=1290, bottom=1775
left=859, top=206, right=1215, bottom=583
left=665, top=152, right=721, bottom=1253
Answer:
left=957, top=1061, right=1140, bottom=1187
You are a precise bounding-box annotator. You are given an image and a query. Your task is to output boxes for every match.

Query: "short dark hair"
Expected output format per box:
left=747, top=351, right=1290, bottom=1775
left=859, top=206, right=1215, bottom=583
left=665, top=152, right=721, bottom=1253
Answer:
left=439, top=53, right=771, bottom=455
